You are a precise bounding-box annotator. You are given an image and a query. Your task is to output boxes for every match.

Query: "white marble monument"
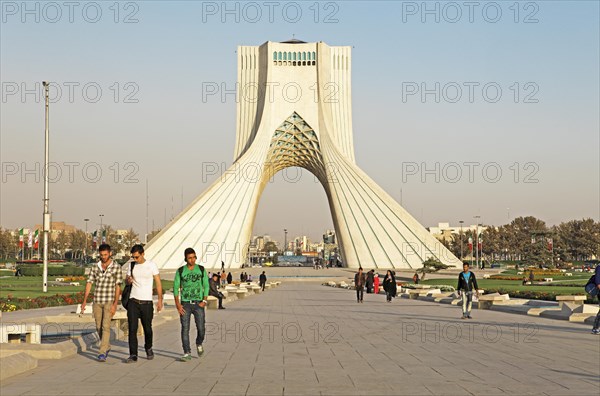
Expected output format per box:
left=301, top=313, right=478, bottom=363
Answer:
left=145, top=39, right=461, bottom=270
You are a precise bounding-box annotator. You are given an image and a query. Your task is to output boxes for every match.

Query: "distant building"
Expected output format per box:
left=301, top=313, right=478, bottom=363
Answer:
left=428, top=222, right=489, bottom=243
left=323, top=230, right=336, bottom=244
left=33, top=221, right=77, bottom=241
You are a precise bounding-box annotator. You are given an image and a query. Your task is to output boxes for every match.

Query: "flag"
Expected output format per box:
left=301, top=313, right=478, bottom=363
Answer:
left=468, top=237, right=473, bottom=252
left=19, top=228, right=24, bottom=248
left=34, top=230, right=39, bottom=250
left=27, top=230, right=33, bottom=248
left=547, top=238, right=553, bottom=252
left=101, top=230, right=107, bottom=243
left=92, top=231, right=98, bottom=249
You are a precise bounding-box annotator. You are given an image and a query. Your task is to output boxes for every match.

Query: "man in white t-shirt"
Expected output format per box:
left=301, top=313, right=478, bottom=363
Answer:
left=124, top=244, right=163, bottom=363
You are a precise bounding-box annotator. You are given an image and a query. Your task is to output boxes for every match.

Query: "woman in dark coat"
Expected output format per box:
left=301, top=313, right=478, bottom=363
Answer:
left=383, top=270, right=397, bottom=302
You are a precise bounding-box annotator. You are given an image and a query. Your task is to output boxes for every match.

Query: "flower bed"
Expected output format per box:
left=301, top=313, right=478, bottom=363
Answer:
left=0, top=291, right=92, bottom=311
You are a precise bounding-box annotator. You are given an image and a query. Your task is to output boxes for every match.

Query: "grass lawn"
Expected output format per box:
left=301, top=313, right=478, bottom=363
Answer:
left=420, top=277, right=588, bottom=295
left=500, top=268, right=591, bottom=281
left=1, top=276, right=176, bottom=299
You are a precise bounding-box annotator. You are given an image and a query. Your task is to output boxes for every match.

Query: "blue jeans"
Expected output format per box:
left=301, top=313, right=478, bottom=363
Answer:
left=180, top=302, right=205, bottom=353
left=461, top=291, right=473, bottom=316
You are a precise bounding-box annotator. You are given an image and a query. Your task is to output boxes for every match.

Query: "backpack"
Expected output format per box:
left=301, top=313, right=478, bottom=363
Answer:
left=585, top=274, right=598, bottom=297
left=121, top=261, right=136, bottom=309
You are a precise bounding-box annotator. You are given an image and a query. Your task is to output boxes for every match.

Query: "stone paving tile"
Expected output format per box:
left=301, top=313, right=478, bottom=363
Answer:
left=2, top=282, right=599, bottom=396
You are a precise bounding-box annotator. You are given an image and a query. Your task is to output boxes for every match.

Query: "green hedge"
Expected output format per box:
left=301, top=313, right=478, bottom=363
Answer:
left=486, top=288, right=596, bottom=304
left=17, top=265, right=85, bottom=276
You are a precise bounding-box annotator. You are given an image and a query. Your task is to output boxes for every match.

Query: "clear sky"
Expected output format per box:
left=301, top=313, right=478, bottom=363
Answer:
left=1, top=1, right=599, bottom=243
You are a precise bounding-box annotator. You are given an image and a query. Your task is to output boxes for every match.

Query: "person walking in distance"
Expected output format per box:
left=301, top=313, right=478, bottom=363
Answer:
left=174, top=248, right=210, bottom=361
left=125, top=244, right=163, bottom=363
left=373, top=272, right=380, bottom=295
left=588, top=263, right=600, bottom=335
left=383, top=270, right=397, bottom=302
left=259, top=271, right=267, bottom=291
left=80, top=244, right=123, bottom=362
left=457, top=263, right=479, bottom=319
left=366, top=270, right=374, bottom=294
left=355, top=267, right=366, bottom=303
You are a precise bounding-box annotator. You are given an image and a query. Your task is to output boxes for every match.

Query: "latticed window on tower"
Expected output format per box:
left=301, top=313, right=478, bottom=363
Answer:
left=273, top=50, right=316, bottom=66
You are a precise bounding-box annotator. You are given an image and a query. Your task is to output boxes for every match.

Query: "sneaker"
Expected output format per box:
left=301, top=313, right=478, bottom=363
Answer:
left=146, top=348, right=154, bottom=360
left=105, top=349, right=111, bottom=358
left=97, top=353, right=106, bottom=362
left=467, top=316, right=473, bottom=319
left=218, top=306, right=226, bottom=309
left=592, top=329, right=600, bottom=335
left=180, top=353, right=192, bottom=362
left=126, top=355, right=138, bottom=363
left=196, top=345, right=204, bottom=356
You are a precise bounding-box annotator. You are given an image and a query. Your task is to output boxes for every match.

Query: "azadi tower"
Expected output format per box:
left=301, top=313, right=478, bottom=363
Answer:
left=145, top=39, right=461, bottom=270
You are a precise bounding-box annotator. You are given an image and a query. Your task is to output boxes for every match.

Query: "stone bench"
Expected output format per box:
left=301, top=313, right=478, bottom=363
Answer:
left=55, top=277, right=65, bottom=282
left=477, top=293, right=510, bottom=309
left=408, top=289, right=431, bottom=299
left=264, top=283, right=272, bottom=290
left=69, top=282, right=80, bottom=286
left=252, top=285, right=262, bottom=294
left=0, top=324, right=41, bottom=344
left=543, top=278, right=553, bottom=282
left=206, top=296, right=219, bottom=310
left=111, top=310, right=136, bottom=339
left=236, top=289, right=248, bottom=299
left=565, top=273, right=572, bottom=277
left=412, top=285, right=431, bottom=289
left=556, top=295, right=586, bottom=307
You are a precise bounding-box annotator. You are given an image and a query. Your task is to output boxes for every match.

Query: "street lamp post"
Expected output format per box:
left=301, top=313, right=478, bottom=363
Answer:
left=99, top=214, right=104, bottom=244
left=84, top=218, right=89, bottom=263
left=284, top=229, right=287, bottom=256
left=459, top=220, right=464, bottom=261
left=42, top=81, right=50, bottom=293
left=474, top=215, right=481, bottom=269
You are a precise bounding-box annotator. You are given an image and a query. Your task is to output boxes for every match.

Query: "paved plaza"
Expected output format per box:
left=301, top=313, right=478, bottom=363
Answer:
left=1, top=281, right=599, bottom=395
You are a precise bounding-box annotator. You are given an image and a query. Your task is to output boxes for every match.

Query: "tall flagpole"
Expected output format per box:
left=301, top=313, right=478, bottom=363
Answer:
left=42, top=82, right=50, bottom=293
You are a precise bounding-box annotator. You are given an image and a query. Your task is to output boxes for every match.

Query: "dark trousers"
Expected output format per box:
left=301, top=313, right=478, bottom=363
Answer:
left=127, top=300, right=154, bottom=356
left=594, top=301, right=600, bottom=329
left=180, top=302, right=206, bottom=353
left=356, top=287, right=364, bottom=301
left=386, top=292, right=392, bottom=302
left=366, top=284, right=373, bottom=294
left=260, top=281, right=265, bottom=291
left=216, top=295, right=223, bottom=308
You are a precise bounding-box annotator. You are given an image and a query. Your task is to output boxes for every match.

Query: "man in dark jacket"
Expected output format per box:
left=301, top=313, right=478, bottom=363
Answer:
left=354, top=268, right=366, bottom=303
left=227, top=272, right=233, bottom=284
left=259, top=271, right=267, bottom=291
left=366, top=270, right=374, bottom=293
left=589, top=264, right=600, bottom=335
left=209, top=273, right=225, bottom=309
left=457, top=263, right=479, bottom=319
